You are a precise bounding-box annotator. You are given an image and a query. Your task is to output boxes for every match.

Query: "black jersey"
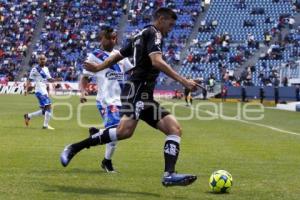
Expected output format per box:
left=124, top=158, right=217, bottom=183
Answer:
left=119, top=25, right=163, bottom=83
left=184, top=87, right=191, bottom=96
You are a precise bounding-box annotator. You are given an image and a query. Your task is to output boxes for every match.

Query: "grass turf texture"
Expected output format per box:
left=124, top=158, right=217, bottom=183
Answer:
left=0, top=94, right=300, bottom=200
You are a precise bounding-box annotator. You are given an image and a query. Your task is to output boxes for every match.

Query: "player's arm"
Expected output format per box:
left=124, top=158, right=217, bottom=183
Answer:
left=149, top=53, right=197, bottom=91
left=121, top=55, right=134, bottom=72
left=26, top=68, right=35, bottom=96
left=79, top=75, right=89, bottom=103
left=24, top=80, right=31, bottom=96
left=84, top=53, right=124, bottom=72
left=47, top=77, right=63, bottom=83
left=44, top=68, right=62, bottom=82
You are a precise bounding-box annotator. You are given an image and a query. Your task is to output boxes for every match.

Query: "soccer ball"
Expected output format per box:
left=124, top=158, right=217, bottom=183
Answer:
left=209, top=170, right=233, bottom=193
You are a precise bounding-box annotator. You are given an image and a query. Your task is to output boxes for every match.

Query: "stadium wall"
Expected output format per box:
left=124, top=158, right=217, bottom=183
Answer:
left=227, top=86, right=300, bottom=101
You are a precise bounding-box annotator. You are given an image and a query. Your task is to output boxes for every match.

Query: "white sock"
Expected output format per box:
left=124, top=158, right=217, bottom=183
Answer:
left=108, top=128, right=118, bottom=142
left=28, top=110, right=43, bottom=118
left=165, top=135, right=181, bottom=144
left=105, top=141, right=117, bottom=160
left=90, top=128, right=117, bottom=143
left=91, top=131, right=102, bottom=139
left=43, top=111, right=51, bottom=127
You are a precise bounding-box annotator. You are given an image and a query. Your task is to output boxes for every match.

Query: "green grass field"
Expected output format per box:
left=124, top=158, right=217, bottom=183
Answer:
left=1, top=94, right=300, bottom=200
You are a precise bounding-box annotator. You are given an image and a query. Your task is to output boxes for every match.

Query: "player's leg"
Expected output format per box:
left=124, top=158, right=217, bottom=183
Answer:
left=157, top=114, right=182, bottom=173
left=189, top=92, right=193, bottom=105
left=140, top=102, right=197, bottom=186
left=61, top=81, right=140, bottom=167
left=60, top=115, right=138, bottom=167
left=41, top=94, right=53, bottom=129
left=184, top=94, right=188, bottom=106
left=42, top=104, right=53, bottom=129
left=24, top=92, right=44, bottom=126
left=186, top=91, right=192, bottom=106
left=24, top=110, right=42, bottom=126
left=102, top=140, right=117, bottom=172
left=156, top=114, right=197, bottom=186
left=98, top=104, right=121, bottom=172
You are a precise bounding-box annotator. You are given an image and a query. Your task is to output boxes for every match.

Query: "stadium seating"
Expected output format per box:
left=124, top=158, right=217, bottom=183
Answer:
left=1, top=0, right=299, bottom=87
left=0, top=0, right=41, bottom=81
left=125, top=0, right=200, bottom=64
left=198, top=0, right=293, bottom=41
left=179, top=0, right=298, bottom=87
left=31, top=0, right=124, bottom=81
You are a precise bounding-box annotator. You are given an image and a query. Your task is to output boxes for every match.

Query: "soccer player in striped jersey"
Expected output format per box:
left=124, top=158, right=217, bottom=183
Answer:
left=61, top=8, right=198, bottom=187
left=24, top=54, right=61, bottom=130
left=79, top=27, right=133, bottom=172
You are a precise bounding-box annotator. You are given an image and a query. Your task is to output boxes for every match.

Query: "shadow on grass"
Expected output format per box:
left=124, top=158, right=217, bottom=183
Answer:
left=31, top=168, right=105, bottom=175
left=204, top=191, right=231, bottom=195
left=44, top=184, right=161, bottom=198
left=1, top=125, right=43, bottom=130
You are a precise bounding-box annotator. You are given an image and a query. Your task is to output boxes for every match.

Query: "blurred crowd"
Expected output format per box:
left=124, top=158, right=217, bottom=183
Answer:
left=0, top=0, right=40, bottom=81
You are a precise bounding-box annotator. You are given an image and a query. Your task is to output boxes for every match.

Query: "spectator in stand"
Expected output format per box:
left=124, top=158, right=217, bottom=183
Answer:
left=30, top=0, right=124, bottom=82
left=235, top=0, right=246, bottom=9
left=296, top=85, right=300, bottom=101
left=0, top=0, right=40, bottom=81
left=247, top=33, right=257, bottom=48
left=282, top=77, right=288, bottom=87
left=288, top=17, right=295, bottom=29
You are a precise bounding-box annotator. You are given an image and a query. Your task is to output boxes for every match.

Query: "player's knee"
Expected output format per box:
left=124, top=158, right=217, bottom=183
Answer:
left=116, top=125, right=134, bottom=140
left=109, top=141, right=117, bottom=148
left=170, top=124, right=182, bottom=137
left=43, top=105, right=51, bottom=112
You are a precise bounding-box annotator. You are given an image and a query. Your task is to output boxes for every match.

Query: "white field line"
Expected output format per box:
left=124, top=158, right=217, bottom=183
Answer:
left=204, top=109, right=300, bottom=136
left=174, top=102, right=300, bottom=137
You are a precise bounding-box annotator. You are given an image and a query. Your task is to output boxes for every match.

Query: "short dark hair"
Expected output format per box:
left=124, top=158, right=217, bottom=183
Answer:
left=153, top=7, right=177, bottom=21
left=99, top=26, right=115, bottom=39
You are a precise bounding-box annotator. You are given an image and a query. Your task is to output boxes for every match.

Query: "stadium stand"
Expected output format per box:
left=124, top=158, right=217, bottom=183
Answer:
left=30, top=0, right=124, bottom=81
left=179, top=0, right=299, bottom=88
left=126, top=0, right=200, bottom=54
left=125, top=0, right=202, bottom=85
left=198, top=0, right=293, bottom=41
left=1, top=0, right=300, bottom=89
left=0, top=0, right=41, bottom=81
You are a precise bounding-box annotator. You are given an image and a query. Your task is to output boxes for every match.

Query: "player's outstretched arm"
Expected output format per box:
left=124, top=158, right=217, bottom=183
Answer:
left=24, top=80, right=30, bottom=96
left=84, top=53, right=124, bottom=72
left=150, top=53, right=197, bottom=91
left=47, top=77, right=62, bottom=83
left=79, top=75, right=88, bottom=103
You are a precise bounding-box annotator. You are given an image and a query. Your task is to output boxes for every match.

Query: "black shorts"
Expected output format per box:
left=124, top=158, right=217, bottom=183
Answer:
left=184, top=88, right=191, bottom=97
left=120, top=81, right=170, bottom=128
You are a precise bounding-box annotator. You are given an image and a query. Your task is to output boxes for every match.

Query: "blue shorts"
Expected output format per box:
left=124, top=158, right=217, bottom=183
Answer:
left=96, top=101, right=121, bottom=128
left=35, top=92, right=51, bottom=108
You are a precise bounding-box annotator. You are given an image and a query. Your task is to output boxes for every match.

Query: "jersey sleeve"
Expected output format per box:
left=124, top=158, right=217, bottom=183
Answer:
left=29, top=68, right=36, bottom=80
left=146, top=29, right=162, bottom=56
left=119, top=39, right=133, bottom=58
left=44, top=67, right=52, bottom=79
left=82, top=69, right=95, bottom=77
left=86, top=53, right=103, bottom=64
left=122, top=57, right=134, bottom=72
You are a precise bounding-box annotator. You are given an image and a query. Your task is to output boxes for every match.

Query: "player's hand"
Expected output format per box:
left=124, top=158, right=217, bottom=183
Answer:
left=80, top=97, right=87, bottom=103
left=182, top=78, right=198, bottom=92
left=84, top=61, right=100, bottom=72
left=80, top=92, right=88, bottom=103
left=55, top=77, right=63, bottom=81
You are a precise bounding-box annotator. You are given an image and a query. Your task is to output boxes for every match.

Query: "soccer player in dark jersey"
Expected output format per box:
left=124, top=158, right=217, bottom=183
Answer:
left=184, top=77, right=193, bottom=106
left=61, top=7, right=198, bottom=187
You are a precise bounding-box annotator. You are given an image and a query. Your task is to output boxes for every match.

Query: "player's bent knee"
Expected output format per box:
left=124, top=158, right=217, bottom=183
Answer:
left=167, top=119, right=182, bottom=136
left=108, top=141, right=117, bottom=147
left=171, top=125, right=182, bottom=136
left=116, top=126, right=134, bottom=140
